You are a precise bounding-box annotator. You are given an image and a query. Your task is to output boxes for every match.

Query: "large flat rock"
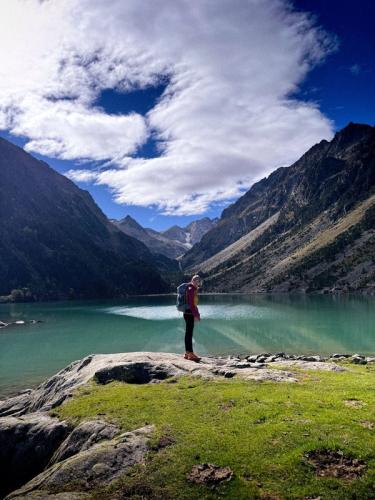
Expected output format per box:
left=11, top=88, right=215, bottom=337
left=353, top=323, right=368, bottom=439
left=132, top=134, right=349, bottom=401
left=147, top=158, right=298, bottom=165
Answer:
left=0, top=352, right=347, bottom=418
left=274, top=360, right=347, bottom=371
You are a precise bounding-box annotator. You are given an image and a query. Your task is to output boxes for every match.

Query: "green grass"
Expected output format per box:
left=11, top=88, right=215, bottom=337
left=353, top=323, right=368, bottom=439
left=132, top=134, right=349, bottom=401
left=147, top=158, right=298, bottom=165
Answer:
left=55, top=365, right=375, bottom=499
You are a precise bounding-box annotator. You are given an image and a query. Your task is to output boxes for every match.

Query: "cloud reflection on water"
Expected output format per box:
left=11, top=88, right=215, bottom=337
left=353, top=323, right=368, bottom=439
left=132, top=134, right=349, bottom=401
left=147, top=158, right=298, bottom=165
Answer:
left=103, top=304, right=276, bottom=321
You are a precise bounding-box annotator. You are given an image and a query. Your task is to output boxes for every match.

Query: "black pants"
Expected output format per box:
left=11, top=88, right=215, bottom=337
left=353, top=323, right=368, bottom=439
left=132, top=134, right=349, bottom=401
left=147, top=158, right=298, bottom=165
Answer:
left=183, top=309, right=194, bottom=352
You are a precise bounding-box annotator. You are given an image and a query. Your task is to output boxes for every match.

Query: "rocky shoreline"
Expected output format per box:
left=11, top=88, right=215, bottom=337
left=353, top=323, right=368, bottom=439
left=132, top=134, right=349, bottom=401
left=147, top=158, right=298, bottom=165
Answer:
left=0, top=319, right=42, bottom=329
left=0, top=351, right=373, bottom=499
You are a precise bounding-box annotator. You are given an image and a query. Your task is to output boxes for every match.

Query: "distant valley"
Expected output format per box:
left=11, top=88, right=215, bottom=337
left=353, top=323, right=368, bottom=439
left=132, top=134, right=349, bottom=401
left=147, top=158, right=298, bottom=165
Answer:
left=112, top=215, right=218, bottom=259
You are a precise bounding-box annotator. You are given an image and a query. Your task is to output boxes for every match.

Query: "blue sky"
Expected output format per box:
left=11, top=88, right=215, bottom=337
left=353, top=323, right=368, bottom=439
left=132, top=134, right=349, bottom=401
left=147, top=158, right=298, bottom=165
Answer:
left=293, top=0, right=375, bottom=130
left=0, top=0, right=374, bottom=231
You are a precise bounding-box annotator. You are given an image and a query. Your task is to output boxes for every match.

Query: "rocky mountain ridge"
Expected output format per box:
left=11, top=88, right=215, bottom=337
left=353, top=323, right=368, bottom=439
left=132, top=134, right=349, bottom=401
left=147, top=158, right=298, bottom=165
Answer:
left=181, top=123, right=375, bottom=293
left=114, top=215, right=217, bottom=259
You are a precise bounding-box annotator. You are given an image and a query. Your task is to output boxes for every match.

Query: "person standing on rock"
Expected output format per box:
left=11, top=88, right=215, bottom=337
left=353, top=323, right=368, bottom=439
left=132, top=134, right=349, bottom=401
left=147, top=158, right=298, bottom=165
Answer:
left=183, top=275, right=201, bottom=362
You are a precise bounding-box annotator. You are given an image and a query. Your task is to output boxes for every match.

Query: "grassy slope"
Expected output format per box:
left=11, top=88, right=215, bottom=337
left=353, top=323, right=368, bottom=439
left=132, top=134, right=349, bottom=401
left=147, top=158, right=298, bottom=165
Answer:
left=201, top=193, right=375, bottom=292
left=55, top=365, right=375, bottom=499
left=272, top=193, right=375, bottom=276
left=189, top=212, right=280, bottom=274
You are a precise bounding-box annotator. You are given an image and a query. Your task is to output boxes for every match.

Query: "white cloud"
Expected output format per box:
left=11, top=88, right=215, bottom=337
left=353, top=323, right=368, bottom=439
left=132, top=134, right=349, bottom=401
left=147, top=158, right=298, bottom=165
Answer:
left=19, top=99, right=147, bottom=161
left=64, top=169, right=98, bottom=183
left=0, top=0, right=336, bottom=215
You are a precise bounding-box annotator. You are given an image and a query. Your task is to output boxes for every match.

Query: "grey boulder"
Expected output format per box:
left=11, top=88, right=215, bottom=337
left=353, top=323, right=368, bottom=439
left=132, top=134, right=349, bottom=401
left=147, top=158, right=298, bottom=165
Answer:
left=7, top=493, right=90, bottom=499
left=0, top=413, right=71, bottom=498
left=50, top=419, right=120, bottom=464
left=7, top=425, right=154, bottom=498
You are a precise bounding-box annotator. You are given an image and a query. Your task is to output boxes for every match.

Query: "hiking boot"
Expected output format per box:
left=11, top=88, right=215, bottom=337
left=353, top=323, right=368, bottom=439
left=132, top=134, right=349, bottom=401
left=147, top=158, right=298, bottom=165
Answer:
left=184, top=351, right=201, bottom=363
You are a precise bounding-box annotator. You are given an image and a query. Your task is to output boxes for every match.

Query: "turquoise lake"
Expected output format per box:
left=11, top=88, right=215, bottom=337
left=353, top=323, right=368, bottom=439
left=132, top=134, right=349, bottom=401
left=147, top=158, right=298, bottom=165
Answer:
left=0, top=294, right=374, bottom=397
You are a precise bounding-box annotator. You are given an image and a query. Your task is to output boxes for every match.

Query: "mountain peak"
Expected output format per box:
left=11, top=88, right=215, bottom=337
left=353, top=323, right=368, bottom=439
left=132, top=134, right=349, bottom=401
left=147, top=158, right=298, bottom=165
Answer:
left=332, top=122, right=373, bottom=147
left=118, top=215, right=144, bottom=231
left=341, top=121, right=372, bottom=132
left=181, top=120, right=375, bottom=280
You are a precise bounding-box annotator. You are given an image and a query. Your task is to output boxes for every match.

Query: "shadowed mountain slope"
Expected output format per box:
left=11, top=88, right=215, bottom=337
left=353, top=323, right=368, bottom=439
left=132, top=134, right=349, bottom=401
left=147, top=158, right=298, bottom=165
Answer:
left=0, top=137, right=168, bottom=300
